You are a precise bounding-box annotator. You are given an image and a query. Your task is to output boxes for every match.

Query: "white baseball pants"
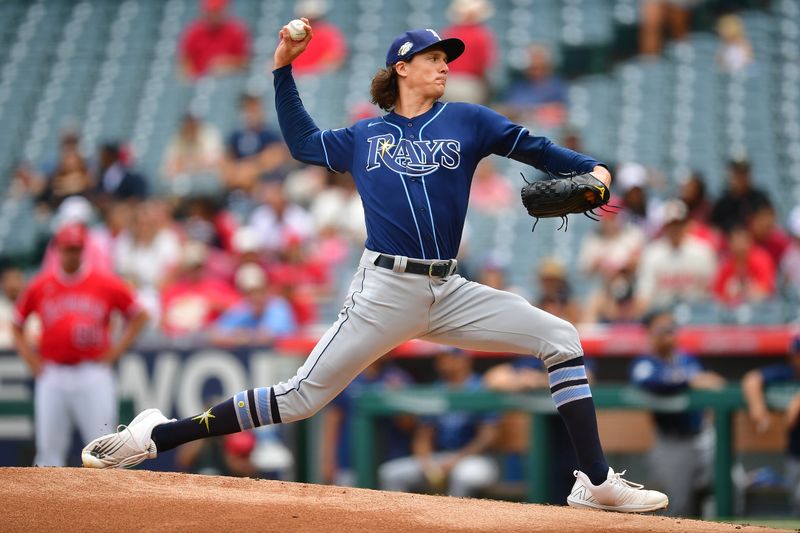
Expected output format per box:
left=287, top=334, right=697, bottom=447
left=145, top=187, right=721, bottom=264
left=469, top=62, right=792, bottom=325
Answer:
left=379, top=452, right=499, bottom=497
left=34, top=361, right=117, bottom=466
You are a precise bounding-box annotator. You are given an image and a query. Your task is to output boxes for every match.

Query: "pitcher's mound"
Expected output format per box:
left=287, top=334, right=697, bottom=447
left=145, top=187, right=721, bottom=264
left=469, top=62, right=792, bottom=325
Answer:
left=0, top=468, right=780, bottom=532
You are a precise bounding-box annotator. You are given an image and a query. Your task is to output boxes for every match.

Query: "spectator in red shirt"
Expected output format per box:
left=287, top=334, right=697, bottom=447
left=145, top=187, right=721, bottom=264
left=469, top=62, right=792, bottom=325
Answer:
left=12, top=224, right=148, bottom=466
left=714, top=225, right=776, bottom=306
left=160, top=240, right=239, bottom=337
left=747, top=202, right=791, bottom=267
left=442, top=0, right=497, bottom=104
left=179, top=0, right=250, bottom=80
left=291, top=0, right=347, bottom=76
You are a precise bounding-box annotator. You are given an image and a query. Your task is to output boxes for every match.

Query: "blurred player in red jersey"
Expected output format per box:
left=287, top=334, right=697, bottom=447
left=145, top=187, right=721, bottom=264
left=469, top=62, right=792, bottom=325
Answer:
left=11, top=224, right=149, bottom=466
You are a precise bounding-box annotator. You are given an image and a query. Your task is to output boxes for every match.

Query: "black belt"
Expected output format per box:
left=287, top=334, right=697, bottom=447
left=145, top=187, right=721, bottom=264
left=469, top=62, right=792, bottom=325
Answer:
left=373, top=254, right=455, bottom=277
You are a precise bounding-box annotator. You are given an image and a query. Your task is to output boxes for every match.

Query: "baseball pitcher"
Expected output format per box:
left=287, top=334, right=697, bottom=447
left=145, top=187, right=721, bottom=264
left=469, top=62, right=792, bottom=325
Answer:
left=83, top=22, right=667, bottom=512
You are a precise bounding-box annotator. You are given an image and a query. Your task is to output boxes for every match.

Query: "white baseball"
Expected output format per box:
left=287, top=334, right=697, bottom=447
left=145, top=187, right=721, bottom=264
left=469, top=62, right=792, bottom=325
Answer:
left=287, top=19, right=307, bottom=41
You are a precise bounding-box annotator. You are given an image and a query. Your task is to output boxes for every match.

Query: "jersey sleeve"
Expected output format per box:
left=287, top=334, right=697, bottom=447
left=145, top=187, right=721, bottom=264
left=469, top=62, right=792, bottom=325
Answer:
left=107, top=276, right=141, bottom=317
left=273, top=65, right=355, bottom=172
left=12, top=278, right=41, bottom=327
left=472, top=105, right=600, bottom=175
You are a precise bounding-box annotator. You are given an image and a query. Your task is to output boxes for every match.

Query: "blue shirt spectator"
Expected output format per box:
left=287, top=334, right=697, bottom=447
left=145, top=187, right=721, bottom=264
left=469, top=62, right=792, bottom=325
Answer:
left=223, top=93, right=289, bottom=190
left=424, top=374, right=499, bottom=451
left=215, top=298, right=296, bottom=337
left=631, top=352, right=705, bottom=435
left=743, top=335, right=800, bottom=446
left=210, top=263, right=296, bottom=347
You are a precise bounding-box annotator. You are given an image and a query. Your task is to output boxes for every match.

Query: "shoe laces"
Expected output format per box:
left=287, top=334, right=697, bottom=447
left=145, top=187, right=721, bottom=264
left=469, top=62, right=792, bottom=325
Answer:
left=608, top=470, right=644, bottom=490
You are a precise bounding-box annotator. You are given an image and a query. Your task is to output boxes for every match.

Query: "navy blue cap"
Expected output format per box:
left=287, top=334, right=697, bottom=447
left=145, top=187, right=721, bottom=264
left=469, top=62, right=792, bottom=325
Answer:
left=385, top=28, right=465, bottom=67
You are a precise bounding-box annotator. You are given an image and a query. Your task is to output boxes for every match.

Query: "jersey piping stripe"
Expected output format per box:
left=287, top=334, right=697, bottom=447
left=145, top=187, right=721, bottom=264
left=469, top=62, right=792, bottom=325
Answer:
left=420, top=177, right=441, bottom=259
left=417, top=103, right=448, bottom=260
left=381, top=118, right=427, bottom=259
left=505, top=128, right=529, bottom=158
left=275, top=267, right=368, bottom=399
left=319, top=130, right=340, bottom=173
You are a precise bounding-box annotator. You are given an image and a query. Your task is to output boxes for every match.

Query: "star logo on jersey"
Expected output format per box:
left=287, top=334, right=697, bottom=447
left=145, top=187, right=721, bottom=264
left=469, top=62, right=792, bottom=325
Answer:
left=378, top=138, right=394, bottom=158
left=192, top=408, right=216, bottom=433
left=366, top=133, right=461, bottom=177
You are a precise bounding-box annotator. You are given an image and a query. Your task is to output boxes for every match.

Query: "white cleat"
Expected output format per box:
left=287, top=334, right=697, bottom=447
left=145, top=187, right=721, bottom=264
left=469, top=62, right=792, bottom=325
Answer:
left=81, top=408, right=174, bottom=469
left=567, top=467, right=669, bottom=513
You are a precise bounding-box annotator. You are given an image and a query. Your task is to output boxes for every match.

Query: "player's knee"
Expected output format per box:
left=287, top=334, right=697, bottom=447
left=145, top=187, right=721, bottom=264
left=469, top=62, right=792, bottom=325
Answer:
left=542, top=317, right=583, bottom=367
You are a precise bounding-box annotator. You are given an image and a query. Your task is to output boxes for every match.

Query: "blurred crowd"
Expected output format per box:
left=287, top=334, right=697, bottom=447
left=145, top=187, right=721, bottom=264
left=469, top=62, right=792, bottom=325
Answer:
left=1, top=0, right=792, bottom=349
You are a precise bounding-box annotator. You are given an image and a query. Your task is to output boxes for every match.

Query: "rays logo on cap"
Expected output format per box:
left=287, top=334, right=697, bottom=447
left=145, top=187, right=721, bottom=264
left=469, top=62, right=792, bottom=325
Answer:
left=398, top=41, right=413, bottom=57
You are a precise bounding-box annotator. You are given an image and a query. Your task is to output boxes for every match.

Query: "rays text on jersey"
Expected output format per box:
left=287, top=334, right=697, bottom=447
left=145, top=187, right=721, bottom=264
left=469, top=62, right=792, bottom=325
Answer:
left=366, top=133, right=461, bottom=176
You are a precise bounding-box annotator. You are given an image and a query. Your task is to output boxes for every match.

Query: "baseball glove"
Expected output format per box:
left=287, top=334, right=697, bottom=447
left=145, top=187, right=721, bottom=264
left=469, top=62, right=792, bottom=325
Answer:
left=520, top=172, right=611, bottom=230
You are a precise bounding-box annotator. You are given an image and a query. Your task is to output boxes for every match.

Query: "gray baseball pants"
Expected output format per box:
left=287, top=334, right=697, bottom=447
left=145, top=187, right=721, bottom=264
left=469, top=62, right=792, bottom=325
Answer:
left=269, top=249, right=583, bottom=423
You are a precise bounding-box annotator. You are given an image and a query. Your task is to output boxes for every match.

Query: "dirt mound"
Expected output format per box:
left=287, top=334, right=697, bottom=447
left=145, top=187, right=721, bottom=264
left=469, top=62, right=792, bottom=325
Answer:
left=0, top=468, right=781, bottom=532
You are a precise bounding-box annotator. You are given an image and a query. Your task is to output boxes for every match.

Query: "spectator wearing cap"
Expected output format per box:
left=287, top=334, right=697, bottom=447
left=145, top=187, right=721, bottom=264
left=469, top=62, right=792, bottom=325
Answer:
left=210, top=263, right=297, bottom=348
left=441, top=0, right=497, bottom=105
left=710, top=159, right=771, bottom=234
left=742, top=335, right=800, bottom=513
left=179, top=0, right=250, bottom=79
left=712, top=225, right=776, bottom=307
left=635, top=199, right=717, bottom=312
left=630, top=307, right=724, bottom=517
left=379, top=347, right=500, bottom=497
left=615, top=162, right=662, bottom=238
left=535, top=257, right=580, bottom=324
left=162, top=113, right=224, bottom=187
left=780, top=206, right=800, bottom=303
left=93, top=143, right=149, bottom=203
left=499, top=44, right=567, bottom=129
left=222, top=93, right=290, bottom=193
left=42, top=197, right=115, bottom=274
left=290, top=0, right=347, bottom=76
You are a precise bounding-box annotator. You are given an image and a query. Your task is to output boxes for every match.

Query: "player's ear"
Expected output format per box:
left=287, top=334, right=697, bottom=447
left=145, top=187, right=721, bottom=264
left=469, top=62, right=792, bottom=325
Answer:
left=394, top=61, right=409, bottom=78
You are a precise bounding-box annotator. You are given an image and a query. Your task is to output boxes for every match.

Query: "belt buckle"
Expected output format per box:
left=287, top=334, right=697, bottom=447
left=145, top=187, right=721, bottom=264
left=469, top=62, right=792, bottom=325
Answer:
left=429, top=261, right=450, bottom=277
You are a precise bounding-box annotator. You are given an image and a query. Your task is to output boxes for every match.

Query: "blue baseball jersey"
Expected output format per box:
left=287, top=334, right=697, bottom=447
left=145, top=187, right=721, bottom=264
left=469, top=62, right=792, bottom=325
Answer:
left=630, top=352, right=704, bottom=435
left=273, top=65, right=601, bottom=260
